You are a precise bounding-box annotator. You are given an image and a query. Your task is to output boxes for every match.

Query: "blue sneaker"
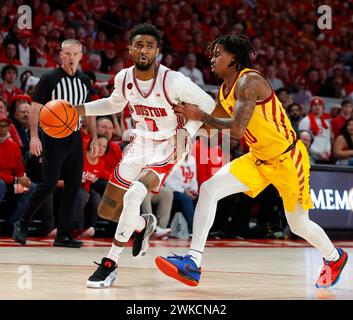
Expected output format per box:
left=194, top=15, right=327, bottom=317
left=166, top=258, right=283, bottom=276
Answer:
left=155, top=254, right=201, bottom=286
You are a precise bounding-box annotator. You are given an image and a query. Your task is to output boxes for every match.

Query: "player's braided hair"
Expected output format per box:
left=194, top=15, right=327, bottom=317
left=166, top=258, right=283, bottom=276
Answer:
left=206, top=34, right=254, bottom=71
left=128, top=23, right=161, bottom=47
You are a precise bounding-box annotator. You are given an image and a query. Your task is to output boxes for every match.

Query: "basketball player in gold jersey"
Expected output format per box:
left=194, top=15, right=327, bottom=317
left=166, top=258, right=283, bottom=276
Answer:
left=155, top=35, right=348, bottom=288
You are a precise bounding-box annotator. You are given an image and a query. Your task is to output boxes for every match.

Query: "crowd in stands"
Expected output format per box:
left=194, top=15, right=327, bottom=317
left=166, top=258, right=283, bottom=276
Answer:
left=1, top=0, right=353, bottom=98
left=1, top=0, right=353, bottom=240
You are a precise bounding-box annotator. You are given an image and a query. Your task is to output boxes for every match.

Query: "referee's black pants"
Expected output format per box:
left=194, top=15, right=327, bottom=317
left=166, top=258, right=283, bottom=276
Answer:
left=21, top=131, right=83, bottom=238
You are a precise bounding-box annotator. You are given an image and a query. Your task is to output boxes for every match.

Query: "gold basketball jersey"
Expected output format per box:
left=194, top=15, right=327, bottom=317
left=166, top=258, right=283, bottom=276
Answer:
left=218, top=68, right=296, bottom=160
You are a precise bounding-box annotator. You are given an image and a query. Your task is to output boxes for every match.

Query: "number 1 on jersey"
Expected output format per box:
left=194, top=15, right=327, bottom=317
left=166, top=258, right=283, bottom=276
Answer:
left=145, top=118, right=159, bottom=132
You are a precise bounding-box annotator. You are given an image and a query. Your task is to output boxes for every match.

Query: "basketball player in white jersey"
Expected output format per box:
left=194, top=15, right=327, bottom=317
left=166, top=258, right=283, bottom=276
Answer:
left=74, top=24, right=215, bottom=288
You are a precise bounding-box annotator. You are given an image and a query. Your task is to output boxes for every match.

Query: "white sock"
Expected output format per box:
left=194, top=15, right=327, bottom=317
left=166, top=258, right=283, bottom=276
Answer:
left=188, top=249, right=203, bottom=268
left=285, top=204, right=339, bottom=262
left=107, top=244, right=124, bottom=264
left=325, top=247, right=340, bottom=262
left=189, top=162, right=248, bottom=268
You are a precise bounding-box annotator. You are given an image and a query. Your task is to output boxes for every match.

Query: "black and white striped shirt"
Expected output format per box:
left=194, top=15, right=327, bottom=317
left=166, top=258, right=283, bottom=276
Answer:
left=32, top=67, right=92, bottom=130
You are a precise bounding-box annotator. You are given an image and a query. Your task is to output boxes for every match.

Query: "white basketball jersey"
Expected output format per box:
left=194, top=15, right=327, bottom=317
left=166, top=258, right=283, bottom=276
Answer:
left=121, top=64, right=185, bottom=140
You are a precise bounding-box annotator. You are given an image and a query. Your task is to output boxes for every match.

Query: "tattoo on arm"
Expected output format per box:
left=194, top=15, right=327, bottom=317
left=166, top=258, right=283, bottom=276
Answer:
left=102, top=195, right=117, bottom=209
left=199, top=74, right=258, bottom=133
left=233, top=74, right=258, bottom=130
left=200, top=113, right=233, bottom=129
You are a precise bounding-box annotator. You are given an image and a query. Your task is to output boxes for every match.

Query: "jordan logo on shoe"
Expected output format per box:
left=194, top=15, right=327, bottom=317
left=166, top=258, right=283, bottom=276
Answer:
left=117, top=231, right=126, bottom=238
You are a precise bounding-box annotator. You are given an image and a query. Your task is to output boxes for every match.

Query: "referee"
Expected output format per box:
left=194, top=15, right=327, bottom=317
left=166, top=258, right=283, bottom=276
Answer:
left=13, top=39, right=97, bottom=248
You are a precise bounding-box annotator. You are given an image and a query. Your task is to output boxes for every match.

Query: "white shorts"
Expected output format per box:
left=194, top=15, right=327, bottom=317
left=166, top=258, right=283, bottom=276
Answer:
left=109, top=135, right=186, bottom=193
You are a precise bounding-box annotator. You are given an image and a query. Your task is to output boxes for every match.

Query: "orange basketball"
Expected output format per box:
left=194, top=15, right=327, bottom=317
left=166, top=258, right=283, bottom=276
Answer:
left=39, top=100, right=78, bottom=138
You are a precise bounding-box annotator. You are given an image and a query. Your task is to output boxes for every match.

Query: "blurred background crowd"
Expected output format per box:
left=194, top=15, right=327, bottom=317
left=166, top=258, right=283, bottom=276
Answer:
left=1, top=0, right=353, bottom=241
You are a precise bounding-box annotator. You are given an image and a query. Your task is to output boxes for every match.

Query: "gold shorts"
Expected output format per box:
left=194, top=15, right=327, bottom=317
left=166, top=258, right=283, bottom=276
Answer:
left=229, top=140, right=313, bottom=212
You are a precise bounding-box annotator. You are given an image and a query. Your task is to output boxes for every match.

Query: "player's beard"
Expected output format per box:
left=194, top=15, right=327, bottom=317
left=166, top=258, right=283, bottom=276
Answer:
left=212, top=67, right=222, bottom=79
left=212, top=64, right=232, bottom=80
left=135, top=58, right=155, bottom=71
left=211, top=62, right=222, bottom=78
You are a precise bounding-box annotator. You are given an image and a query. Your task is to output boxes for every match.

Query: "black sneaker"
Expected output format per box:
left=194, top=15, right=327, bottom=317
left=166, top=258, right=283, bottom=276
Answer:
left=132, top=213, right=157, bottom=258
left=86, top=257, right=117, bottom=288
left=53, top=236, right=83, bottom=248
left=13, top=220, right=28, bottom=245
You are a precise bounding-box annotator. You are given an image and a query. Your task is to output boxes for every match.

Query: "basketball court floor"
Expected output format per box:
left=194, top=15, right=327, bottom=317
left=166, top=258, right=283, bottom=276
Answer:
left=0, top=237, right=352, bottom=300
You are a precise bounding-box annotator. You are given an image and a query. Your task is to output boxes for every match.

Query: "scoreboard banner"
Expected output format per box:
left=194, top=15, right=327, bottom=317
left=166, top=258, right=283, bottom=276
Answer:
left=309, top=165, right=353, bottom=230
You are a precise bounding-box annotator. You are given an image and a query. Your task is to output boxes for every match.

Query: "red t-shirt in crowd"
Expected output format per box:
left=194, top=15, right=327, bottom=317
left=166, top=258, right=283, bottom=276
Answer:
left=0, top=53, right=22, bottom=65
left=103, top=141, right=123, bottom=175
left=0, top=137, right=25, bottom=184
left=82, top=153, right=110, bottom=193
left=0, top=85, right=24, bottom=105
left=331, top=116, right=347, bottom=139
left=9, top=124, right=23, bottom=148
